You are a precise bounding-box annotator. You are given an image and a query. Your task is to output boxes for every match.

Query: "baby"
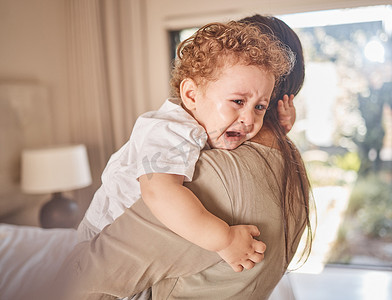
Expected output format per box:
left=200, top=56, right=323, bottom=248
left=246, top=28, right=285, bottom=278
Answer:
left=78, top=21, right=295, bottom=272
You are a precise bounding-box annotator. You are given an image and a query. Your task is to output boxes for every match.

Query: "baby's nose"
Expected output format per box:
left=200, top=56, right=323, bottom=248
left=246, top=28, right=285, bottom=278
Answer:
left=240, top=110, right=255, bottom=127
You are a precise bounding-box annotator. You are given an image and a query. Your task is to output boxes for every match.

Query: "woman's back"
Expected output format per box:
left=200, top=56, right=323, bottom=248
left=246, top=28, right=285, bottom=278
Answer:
left=153, top=142, right=306, bottom=299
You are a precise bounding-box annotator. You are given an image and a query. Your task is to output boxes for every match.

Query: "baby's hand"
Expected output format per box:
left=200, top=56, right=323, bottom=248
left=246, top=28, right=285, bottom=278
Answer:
left=217, top=225, right=266, bottom=272
left=277, top=94, right=296, bottom=134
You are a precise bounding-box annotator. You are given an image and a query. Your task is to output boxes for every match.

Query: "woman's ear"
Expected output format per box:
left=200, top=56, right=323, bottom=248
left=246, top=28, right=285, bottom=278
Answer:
left=180, top=78, right=197, bottom=111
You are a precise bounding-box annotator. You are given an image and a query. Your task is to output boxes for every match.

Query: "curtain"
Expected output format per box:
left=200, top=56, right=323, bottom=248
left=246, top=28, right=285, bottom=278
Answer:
left=66, top=0, right=149, bottom=213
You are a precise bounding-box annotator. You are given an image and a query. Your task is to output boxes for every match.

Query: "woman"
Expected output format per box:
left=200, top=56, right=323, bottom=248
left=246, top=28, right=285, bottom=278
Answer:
left=243, top=14, right=312, bottom=269
left=55, top=15, right=313, bottom=300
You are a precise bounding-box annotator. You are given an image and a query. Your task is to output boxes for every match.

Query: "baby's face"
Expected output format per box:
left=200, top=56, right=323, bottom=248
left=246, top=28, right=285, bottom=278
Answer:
left=192, top=63, right=274, bottom=150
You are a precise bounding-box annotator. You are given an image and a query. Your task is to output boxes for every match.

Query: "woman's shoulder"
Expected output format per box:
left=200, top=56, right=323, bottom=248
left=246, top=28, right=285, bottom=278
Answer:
left=193, top=142, right=286, bottom=207
left=198, top=142, right=284, bottom=172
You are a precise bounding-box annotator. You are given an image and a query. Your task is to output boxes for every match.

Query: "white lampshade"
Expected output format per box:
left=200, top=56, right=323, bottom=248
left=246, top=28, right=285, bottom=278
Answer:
left=21, top=144, right=92, bottom=194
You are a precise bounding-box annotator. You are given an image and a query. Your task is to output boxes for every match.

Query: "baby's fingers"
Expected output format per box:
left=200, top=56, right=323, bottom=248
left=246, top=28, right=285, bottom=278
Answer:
left=277, top=99, right=289, bottom=115
left=248, top=251, right=265, bottom=264
left=231, top=264, right=244, bottom=273
left=241, top=260, right=256, bottom=270
left=284, top=94, right=294, bottom=108
left=277, top=99, right=285, bottom=111
left=248, top=225, right=261, bottom=237
left=287, top=94, right=294, bottom=107
left=279, top=94, right=294, bottom=109
left=254, top=240, right=267, bottom=254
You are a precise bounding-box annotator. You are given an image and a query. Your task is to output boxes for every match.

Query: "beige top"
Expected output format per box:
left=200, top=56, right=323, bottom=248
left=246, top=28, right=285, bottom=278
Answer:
left=57, top=142, right=306, bottom=300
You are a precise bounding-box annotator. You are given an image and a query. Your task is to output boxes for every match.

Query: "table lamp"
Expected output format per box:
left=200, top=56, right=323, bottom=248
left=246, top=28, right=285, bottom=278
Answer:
left=21, top=144, right=92, bottom=228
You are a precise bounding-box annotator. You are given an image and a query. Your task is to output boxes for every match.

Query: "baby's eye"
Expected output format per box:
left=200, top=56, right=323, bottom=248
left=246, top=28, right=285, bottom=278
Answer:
left=232, top=99, right=244, bottom=105
left=255, top=104, right=266, bottom=111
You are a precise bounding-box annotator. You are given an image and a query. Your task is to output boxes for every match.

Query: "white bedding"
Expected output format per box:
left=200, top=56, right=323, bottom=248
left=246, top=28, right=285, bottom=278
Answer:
left=0, top=224, right=78, bottom=300
left=0, top=223, right=295, bottom=300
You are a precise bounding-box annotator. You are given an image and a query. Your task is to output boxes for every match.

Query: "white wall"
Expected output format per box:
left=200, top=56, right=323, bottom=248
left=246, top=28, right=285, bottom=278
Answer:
left=0, top=0, right=70, bottom=144
left=0, top=0, right=71, bottom=225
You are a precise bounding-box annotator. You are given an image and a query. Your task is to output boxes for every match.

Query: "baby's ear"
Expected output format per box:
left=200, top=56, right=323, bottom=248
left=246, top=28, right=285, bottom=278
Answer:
left=180, top=78, right=197, bottom=110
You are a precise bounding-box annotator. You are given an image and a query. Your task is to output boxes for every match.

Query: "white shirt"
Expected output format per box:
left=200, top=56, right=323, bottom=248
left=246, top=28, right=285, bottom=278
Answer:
left=84, top=99, right=208, bottom=232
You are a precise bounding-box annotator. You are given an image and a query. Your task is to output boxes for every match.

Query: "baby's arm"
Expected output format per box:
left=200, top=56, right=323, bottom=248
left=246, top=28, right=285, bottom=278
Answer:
left=139, top=173, right=266, bottom=272
left=277, top=94, right=296, bottom=134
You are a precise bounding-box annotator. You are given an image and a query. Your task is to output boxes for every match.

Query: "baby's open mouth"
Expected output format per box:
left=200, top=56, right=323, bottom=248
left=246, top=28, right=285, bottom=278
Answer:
left=226, top=131, right=242, bottom=137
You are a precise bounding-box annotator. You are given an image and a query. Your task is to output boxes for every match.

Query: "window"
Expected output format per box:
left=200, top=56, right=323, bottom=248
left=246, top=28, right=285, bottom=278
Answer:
left=169, top=5, right=392, bottom=270
left=281, top=6, right=392, bottom=270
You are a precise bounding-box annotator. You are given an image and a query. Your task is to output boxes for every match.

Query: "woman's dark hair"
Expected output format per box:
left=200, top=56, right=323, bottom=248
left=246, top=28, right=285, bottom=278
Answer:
left=240, top=15, right=313, bottom=269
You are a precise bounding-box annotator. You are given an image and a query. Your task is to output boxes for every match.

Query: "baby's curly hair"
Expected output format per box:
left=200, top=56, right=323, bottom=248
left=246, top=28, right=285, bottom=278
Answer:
left=170, top=21, right=295, bottom=98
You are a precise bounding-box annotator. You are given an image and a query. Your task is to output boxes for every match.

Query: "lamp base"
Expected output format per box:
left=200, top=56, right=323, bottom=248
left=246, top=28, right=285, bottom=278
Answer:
left=39, top=192, right=79, bottom=229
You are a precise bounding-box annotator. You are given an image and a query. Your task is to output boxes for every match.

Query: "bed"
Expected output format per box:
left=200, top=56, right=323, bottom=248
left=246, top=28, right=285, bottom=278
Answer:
left=0, top=224, right=78, bottom=299
left=0, top=82, right=78, bottom=298
left=0, top=223, right=296, bottom=300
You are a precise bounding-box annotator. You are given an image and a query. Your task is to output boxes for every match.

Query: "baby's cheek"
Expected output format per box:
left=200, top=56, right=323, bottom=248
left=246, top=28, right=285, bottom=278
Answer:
left=255, top=115, right=264, bottom=129
left=216, top=104, right=236, bottom=121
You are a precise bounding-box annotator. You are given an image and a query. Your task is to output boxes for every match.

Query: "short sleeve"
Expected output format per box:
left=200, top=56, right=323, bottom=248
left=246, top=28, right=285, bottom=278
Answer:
left=132, top=100, right=207, bottom=182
